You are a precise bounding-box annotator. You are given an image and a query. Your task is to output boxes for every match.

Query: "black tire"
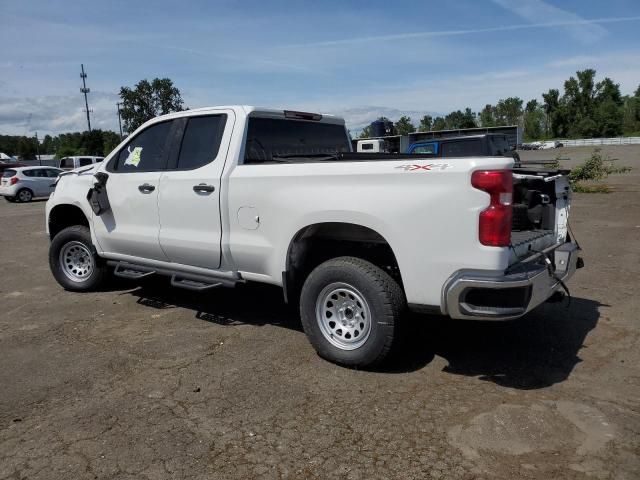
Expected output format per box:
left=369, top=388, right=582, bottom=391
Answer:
left=16, top=188, right=33, bottom=203
left=300, top=256, right=405, bottom=368
left=4, top=196, right=16, bottom=203
left=49, top=225, right=107, bottom=291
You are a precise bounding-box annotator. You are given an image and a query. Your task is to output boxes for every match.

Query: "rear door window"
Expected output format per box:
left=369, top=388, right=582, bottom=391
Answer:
left=441, top=139, right=482, bottom=157
left=78, top=158, right=93, bottom=167
left=22, top=169, right=36, bottom=177
left=244, top=118, right=350, bottom=163
left=112, top=121, right=173, bottom=172
left=59, top=158, right=75, bottom=169
left=174, top=115, right=227, bottom=170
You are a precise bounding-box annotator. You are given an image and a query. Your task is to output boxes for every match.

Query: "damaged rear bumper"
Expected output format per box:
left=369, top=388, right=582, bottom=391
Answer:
left=443, top=242, right=581, bottom=321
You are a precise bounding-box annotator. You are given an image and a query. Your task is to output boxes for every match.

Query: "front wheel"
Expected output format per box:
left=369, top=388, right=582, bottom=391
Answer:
left=49, top=225, right=107, bottom=291
left=300, top=256, right=405, bottom=368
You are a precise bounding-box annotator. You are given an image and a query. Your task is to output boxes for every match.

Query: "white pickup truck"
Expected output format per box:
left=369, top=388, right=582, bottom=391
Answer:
left=46, top=106, right=582, bottom=367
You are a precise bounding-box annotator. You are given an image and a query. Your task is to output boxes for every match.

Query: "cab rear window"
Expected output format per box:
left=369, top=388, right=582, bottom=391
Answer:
left=440, top=139, right=482, bottom=157
left=244, top=118, right=350, bottom=163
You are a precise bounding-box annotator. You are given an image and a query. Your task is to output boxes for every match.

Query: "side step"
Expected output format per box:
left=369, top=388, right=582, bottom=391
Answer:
left=170, top=275, right=222, bottom=291
left=108, top=261, right=241, bottom=290
left=114, top=264, right=156, bottom=280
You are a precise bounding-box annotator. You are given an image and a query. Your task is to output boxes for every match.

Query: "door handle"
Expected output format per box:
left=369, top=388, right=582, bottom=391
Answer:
left=193, top=183, right=215, bottom=193
left=138, top=183, right=155, bottom=193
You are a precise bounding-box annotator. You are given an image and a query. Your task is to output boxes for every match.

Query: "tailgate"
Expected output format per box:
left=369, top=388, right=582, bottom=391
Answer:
left=509, top=169, right=570, bottom=264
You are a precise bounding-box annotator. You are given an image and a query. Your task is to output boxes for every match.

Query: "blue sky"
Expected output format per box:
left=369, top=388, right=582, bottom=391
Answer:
left=1, top=0, right=640, bottom=136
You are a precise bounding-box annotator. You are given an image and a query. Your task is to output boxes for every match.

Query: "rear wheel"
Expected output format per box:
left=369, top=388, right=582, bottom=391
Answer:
left=300, top=256, right=405, bottom=368
left=49, top=225, right=107, bottom=291
left=16, top=189, right=33, bottom=203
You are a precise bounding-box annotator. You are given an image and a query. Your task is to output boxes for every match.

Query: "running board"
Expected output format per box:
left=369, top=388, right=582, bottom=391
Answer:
left=170, top=276, right=222, bottom=291
left=113, top=264, right=156, bottom=280
left=107, top=261, right=241, bottom=289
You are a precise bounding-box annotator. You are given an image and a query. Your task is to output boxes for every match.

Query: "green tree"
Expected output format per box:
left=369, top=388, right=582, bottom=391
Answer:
left=494, top=97, right=523, bottom=126
left=16, top=137, right=37, bottom=159
left=119, top=78, right=185, bottom=133
left=432, top=117, right=446, bottom=131
left=523, top=99, right=545, bottom=140
left=479, top=104, right=496, bottom=127
left=461, top=108, right=477, bottom=128
left=542, top=88, right=566, bottom=137
left=102, top=131, right=122, bottom=156
left=41, top=134, right=55, bottom=154
left=358, top=125, right=372, bottom=138
left=394, top=116, right=416, bottom=135
left=418, top=115, right=432, bottom=132
left=594, top=77, right=623, bottom=137
left=622, top=88, right=640, bottom=134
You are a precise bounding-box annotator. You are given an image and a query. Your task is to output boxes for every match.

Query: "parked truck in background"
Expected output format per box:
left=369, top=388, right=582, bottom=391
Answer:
left=45, top=106, right=582, bottom=367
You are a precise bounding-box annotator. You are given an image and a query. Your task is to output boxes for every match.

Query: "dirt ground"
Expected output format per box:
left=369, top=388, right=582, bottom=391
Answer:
left=1, top=145, right=639, bottom=479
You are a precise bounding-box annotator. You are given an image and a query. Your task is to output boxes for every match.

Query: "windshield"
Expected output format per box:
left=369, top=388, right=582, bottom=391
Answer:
left=244, top=117, right=350, bottom=164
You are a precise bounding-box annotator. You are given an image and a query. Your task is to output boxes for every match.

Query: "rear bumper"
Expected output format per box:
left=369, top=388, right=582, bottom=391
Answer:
left=0, top=185, right=19, bottom=196
left=443, top=242, right=580, bottom=321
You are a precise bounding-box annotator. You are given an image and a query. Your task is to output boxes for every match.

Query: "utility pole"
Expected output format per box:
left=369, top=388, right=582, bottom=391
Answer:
left=80, top=64, right=92, bottom=132
left=116, top=102, right=124, bottom=139
left=35, top=131, right=41, bottom=165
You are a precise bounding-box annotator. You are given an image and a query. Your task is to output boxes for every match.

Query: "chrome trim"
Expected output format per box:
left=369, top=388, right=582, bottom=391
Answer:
left=443, top=242, right=579, bottom=321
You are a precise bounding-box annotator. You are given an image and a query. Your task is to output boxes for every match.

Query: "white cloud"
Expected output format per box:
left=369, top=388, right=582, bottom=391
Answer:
left=0, top=92, right=120, bottom=136
left=491, top=0, right=607, bottom=44
left=282, top=16, right=640, bottom=49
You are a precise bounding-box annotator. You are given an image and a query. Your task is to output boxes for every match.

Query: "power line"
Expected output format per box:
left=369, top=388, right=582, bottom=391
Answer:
left=80, top=64, right=92, bottom=132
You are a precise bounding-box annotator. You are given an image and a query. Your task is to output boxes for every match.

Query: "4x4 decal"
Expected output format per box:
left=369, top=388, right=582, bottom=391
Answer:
left=395, top=163, right=452, bottom=171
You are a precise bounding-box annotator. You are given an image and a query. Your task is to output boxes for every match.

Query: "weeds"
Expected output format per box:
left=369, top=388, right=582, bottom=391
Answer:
left=570, top=148, right=631, bottom=193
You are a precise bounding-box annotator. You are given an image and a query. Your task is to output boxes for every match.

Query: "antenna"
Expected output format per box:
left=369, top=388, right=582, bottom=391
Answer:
left=80, top=64, right=92, bottom=132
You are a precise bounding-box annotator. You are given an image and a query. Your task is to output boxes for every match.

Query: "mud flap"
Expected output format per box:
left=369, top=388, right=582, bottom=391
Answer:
left=87, top=172, right=111, bottom=216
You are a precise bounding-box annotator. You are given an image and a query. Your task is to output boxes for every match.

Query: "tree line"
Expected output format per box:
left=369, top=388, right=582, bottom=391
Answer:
left=1, top=78, right=184, bottom=160
left=360, top=69, right=640, bottom=141
left=0, top=130, right=122, bottom=160
left=3, top=70, right=640, bottom=158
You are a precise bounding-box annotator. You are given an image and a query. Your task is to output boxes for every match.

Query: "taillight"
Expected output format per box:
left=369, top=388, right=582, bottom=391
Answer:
left=9, top=177, right=19, bottom=186
left=471, top=170, right=513, bottom=247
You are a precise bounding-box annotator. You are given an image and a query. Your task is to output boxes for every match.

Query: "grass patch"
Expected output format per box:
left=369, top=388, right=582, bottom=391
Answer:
left=572, top=183, right=611, bottom=193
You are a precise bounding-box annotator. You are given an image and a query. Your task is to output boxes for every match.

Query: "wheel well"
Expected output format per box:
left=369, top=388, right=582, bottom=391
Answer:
left=284, top=222, right=402, bottom=303
left=49, top=205, right=89, bottom=239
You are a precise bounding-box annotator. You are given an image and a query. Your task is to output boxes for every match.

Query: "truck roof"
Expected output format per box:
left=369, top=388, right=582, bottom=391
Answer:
left=154, top=106, right=345, bottom=125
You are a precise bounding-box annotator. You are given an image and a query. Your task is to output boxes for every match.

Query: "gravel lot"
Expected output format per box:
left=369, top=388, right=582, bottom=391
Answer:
left=1, top=145, right=639, bottom=479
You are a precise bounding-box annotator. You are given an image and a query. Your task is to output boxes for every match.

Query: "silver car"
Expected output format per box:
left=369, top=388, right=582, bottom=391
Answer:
left=0, top=166, right=63, bottom=202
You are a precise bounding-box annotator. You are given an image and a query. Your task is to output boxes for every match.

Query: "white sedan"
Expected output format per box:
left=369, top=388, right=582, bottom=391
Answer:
left=0, top=166, right=63, bottom=202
